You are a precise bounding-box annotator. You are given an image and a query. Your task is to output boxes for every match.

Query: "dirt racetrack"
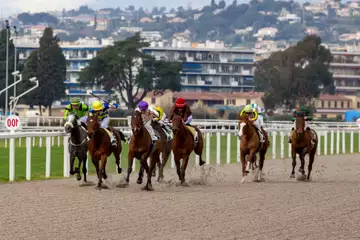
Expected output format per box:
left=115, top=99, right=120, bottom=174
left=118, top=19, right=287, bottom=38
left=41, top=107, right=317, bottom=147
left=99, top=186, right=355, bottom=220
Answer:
left=1, top=154, right=360, bottom=240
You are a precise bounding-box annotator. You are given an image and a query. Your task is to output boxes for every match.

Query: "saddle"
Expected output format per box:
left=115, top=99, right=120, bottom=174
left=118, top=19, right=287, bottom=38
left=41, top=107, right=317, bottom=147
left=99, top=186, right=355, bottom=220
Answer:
left=185, top=124, right=198, bottom=145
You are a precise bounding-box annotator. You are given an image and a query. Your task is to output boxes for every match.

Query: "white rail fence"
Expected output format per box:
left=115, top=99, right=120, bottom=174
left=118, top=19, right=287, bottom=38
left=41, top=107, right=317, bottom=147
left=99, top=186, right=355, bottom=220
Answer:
left=1, top=128, right=359, bottom=182
left=0, top=116, right=358, bottom=130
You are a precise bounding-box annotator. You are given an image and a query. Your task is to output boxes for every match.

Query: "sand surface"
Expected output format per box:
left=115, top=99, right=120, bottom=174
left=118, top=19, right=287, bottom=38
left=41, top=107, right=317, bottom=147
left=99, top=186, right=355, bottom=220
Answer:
left=1, top=154, right=360, bottom=240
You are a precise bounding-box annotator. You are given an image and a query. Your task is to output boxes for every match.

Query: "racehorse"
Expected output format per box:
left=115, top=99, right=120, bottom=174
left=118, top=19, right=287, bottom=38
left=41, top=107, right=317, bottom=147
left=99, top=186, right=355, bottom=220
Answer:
left=64, top=113, right=88, bottom=183
left=150, top=120, right=172, bottom=182
left=238, top=114, right=269, bottom=182
left=171, top=115, right=205, bottom=185
left=87, top=114, right=123, bottom=189
left=126, top=110, right=161, bottom=191
left=290, top=111, right=318, bottom=180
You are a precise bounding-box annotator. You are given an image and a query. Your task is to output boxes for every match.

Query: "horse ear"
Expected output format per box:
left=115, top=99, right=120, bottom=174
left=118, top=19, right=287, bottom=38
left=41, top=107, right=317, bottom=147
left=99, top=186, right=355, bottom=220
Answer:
left=89, top=112, right=93, bottom=116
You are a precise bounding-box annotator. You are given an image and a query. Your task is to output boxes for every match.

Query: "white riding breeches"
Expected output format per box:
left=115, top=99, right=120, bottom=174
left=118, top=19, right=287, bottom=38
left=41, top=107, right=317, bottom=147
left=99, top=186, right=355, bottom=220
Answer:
left=255, top=115, right=264, bottom=127
left=100, top=117, right=110, bottom=129
left=78, top=116, right=88, bottom=125
left=253, top=121, right=264, bottom=141
left=144, top=120, right=158, bottom=141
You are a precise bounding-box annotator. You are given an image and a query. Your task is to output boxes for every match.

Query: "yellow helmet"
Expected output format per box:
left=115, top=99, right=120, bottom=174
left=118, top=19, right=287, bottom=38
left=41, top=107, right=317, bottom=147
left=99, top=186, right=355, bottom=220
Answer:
left=244, top=104, right=253, bottom=113
left=92, top=100, right=103, bottom=111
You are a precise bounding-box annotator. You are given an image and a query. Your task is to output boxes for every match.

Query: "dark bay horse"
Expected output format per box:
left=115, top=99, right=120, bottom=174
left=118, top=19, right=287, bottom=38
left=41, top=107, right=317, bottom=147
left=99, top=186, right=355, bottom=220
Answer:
left=87, top=114, right=124, bottom=189
left=64, top=113, right=88, bottom=182
left=238, top=114, right=269, bottom=182
left=290, top=111, right=318, bottom=180
left=127, top=110, right=161, bottom=191
left=171, top=115, right=205, bottom=185
left=151, top=120, right=172, bottom=182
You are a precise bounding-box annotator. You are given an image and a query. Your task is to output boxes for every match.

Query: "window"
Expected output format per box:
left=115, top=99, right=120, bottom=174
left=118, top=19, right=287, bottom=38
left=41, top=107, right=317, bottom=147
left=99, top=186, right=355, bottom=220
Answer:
left=334, top=101, right=337, bottom=108
left=151, top=98, right=156, bottom=104
left=328, top=101, right=331, bottom=108
left=347, top=102, right=350, bottom=108
left=341, top=101, right=344, bottom=108
left=227, top=99, right=235, bottom=105
left=321, top=114, right=327, bottom=119
left=357, top=102, right=360, bottom=109
left=321, top=101, right=324, bottom=108
left=221, top=76, right=230, bottom=85
left=246, top=99, right=251, bottom=105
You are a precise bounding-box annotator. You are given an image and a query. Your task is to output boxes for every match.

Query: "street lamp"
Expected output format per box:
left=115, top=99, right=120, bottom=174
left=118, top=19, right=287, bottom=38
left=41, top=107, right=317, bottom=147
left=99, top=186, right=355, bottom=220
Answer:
left=5, top=20, right=10, bottom=116
left=12, top=26, right=18, bottom=101
left=9, top=77, right=39, bottom=114
left=0, top=71, right=22, bottom=95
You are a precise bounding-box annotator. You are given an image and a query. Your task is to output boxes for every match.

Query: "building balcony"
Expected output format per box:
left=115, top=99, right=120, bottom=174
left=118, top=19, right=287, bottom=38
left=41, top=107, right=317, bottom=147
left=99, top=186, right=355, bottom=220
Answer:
left=332, top=74, right=360, bottom=79
left=330, top=62, right=360, bottom=67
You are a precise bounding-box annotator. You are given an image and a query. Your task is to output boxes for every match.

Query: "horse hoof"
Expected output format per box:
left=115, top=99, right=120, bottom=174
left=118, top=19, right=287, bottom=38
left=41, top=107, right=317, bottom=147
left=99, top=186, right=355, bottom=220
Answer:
left=76, top=175, right=82, bottom=181
left=137, top=179, right=143, bottom=184
left=180, top=182, right=189, bottom=187
left=290, top=174, right=295, bottom=178
left=199, top=160, right=206, bottom=166
left=141, top=185, right=154, bottom=191
left=117, top=168, right=122, bottom=174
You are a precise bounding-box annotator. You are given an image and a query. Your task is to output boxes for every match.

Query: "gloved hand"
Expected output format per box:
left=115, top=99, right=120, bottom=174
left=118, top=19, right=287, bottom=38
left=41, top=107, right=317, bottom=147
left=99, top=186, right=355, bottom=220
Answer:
left=112, top=103, right=118, bottom=109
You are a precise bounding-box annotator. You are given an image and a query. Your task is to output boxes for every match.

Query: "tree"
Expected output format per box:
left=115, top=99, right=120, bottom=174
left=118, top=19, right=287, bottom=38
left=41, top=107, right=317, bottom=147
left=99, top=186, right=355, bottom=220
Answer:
left=78, top=33, right=182, bottom=109
left=254, top=35, right=334, bottom=110
left=21, top=27, right=66, bottom=115
left=0, top=29, right=17, bottom=111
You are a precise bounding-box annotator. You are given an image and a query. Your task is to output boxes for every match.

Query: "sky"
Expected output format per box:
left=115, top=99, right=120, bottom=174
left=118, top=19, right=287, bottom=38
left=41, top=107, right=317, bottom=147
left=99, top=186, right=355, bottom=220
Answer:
left=1, top=0, right=237, bottom=17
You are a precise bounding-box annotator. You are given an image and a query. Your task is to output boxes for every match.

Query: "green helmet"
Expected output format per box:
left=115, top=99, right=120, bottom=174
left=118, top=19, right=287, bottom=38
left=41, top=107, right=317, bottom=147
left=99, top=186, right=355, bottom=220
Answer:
left=244, top=104, right=253, bottom=113
left=70, top=97, right=81, bottom=105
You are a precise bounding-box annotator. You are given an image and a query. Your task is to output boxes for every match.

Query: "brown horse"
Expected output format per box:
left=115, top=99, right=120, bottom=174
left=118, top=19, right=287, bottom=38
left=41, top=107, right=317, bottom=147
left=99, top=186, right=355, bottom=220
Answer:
left=290, top=111, right=318, bottom=180
left=87, top=114, right=123, bottom=189
left=171, top=115, right=205, bottom=185
left=150, top=120, right=172, bottom=182
left=238, top=114, right=269, bottom=183
left=126, top=110, right=161, bottom=191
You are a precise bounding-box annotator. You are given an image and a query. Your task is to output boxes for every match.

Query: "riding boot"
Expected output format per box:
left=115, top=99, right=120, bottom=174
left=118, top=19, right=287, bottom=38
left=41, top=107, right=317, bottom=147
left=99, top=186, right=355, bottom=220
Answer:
left=107, top=128, right=117, bottom=146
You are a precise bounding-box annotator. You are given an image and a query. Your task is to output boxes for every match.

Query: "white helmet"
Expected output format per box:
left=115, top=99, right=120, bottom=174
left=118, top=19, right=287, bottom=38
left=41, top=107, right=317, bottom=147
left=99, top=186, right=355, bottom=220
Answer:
left=148, top=104, right=156, bottom=112
left=251, top=103, right=258, bottom=109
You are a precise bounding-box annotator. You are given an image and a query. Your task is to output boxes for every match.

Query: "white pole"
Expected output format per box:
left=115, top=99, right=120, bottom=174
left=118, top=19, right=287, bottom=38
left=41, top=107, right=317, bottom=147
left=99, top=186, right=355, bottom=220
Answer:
left=342, top=131, right=345, bottom=154
left=206, top=132, right=210, bottom=164
left=216, top=132, right=221, bottom=164
left=236, top=135, right=240, bottom=163
left=330, top=130, right=334, bottom=155
left=226, top=132, right=231, bottom=164
left=272, top=131, right=277, bottom=160
left=350, top=130, right=354, bottom=153
left=336, top=129, right=340, bottom=154
left=324, top=131, right=328, bottom=155
left=26, top=137, right=31, bottom=180
left=280, top=131, right=284, bottom=159
left=45, top=137, right=51, bottom=178
left=63, top=135, right=69, bottom=177
left=5, top=21, right=9, bottom=117
left=9, top=133, right=15, bottom=181
left=317, top=133, right=321, bottom=155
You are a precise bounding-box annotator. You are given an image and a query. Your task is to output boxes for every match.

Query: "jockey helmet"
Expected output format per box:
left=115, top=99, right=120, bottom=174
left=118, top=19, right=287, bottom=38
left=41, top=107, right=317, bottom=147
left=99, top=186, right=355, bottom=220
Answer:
left=175, top=98, right=186, bottom=108
left=148, top=104, right=156, bottom=112
left=138, top=101, right=149, bottom=111
left=92, top=100, right=103, bottom=111
left=70, top=97, right=81, bottom=105
left=250, top=103, right=258, bottom=109
left=244, top=104, right=253, bottom=113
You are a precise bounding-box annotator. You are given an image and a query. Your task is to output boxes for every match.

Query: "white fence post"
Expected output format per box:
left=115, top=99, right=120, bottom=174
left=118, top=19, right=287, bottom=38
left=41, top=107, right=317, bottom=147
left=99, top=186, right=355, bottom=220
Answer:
left=237, top=135, right=240, bottom=163
left=336, top=130, right=340, bottom=154
left=26, top=137, right=31, bottom=181
left=317, top=133, right=321, bottom=155
left=324, top=131, right=328, bottom=156
left=46, top=137, right=51, bottom=178
left=206, top=132, right=210, bottom=164
left=226, top=133, right=231, bottom=164
left=9, top=135, right=15, bottom=181
left=330, top=130, right=334, bottom=155
left=280, top=131, right=284, bottom=159
left=272, top=131, right=277, bottom=160
left=63, top=135, right=69, bottom=177
left=350, top=130, right=354, bottom=153
left=216, top=132, right=221, bottom=164
left=342, top=131, right=346, bottom=154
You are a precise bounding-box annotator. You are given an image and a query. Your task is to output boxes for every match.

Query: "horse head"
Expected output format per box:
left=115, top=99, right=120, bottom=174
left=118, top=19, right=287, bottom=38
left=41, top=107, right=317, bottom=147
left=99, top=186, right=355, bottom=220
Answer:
left=64, top=113, right=78, bottom=134
left=238, top=114, right=254, bottom=138
left=87, top=113, right=100, bottom=138
left=172, top=115, right=184, bottom=135
left=295, top=111, right=305, bottom=137
left=131, top=110, right=144, bottom=137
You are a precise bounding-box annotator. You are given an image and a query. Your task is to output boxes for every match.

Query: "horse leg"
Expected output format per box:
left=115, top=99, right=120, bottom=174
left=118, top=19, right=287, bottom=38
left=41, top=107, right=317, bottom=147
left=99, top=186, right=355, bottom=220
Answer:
left=82, top=154, right=87, bottom=183
left=114, top=149, right=122, bottom=174
left=137, top=165, right=144, bottom=184
left=240, top=151, right=247, bottom=183
left=290, top=146, right=296, bottom=178
left=194, top=129, right=205, bottom=166
left=140, top=154, right=150, bottom=181
left=174, top=154, right=182, bottom=181
left=158, top=149, right=170, bottom=182
left=126, top=151, right=134, bottom=184
left=69, top=152, right=76, bottom=176
left=76, top=155, right=82, bottom=181
left=257, top=150, right=266, bottom=181
left=92, top=157, right=102, bottom=189
left=307, top=149, right=316, bottom=180
left=180, top=155, right=190, bottom=185
left=142, top=153, right=158, bottom=191
left=299, top=153, right=306, bottom=176
left=99, top=154, right=108, bottom=188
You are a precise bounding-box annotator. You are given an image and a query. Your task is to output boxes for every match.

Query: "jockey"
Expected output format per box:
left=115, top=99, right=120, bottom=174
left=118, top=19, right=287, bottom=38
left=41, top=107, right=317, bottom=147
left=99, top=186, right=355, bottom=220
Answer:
left=90, top=100, right=119, bottom=146
left=135, top=101, right=159, bottom=144
left=63, top=97, right=89, bottom=129
left=169, top=97, right=198, bottom=143
left=288, top=104, right=315, bottom=144
left=239, top=104, right=265, bottom=143
left=148, top=104, right=172, bottom=141
left=250, top=103, right=265, bottom=128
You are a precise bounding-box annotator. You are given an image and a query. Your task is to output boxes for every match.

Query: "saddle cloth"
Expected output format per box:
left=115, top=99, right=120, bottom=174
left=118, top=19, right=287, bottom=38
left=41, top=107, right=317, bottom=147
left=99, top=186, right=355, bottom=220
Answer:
left=186, top=125, right=198, bottom=143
